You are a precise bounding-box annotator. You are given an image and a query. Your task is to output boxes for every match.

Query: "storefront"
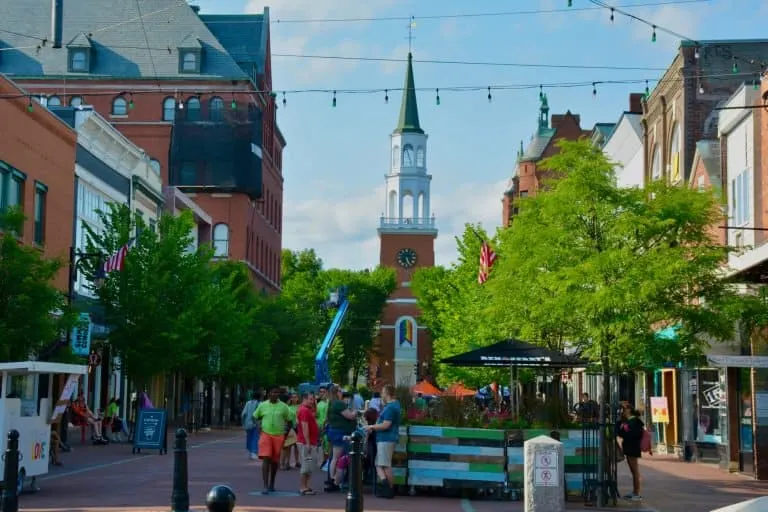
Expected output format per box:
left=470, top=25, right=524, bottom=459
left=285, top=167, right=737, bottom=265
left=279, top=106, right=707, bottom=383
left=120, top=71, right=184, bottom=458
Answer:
left=680, top=367, right=728, bottom=465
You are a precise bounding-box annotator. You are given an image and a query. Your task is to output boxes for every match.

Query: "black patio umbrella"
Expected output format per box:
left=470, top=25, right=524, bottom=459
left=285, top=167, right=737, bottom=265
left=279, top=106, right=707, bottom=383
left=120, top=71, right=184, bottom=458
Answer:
left=440, top=339, right=585, bottom=368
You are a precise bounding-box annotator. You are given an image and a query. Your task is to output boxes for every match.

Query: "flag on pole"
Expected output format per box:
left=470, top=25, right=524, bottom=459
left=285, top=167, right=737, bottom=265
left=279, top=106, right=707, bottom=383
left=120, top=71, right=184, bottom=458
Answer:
left=103, top=238, right=135, bottom=274
left=478, top=239, right=497, bottom=285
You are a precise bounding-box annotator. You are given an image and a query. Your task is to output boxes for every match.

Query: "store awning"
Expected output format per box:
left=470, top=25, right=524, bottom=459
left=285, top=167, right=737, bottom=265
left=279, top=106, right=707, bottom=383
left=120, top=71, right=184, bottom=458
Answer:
left=707, top=355, right=768, bottom=368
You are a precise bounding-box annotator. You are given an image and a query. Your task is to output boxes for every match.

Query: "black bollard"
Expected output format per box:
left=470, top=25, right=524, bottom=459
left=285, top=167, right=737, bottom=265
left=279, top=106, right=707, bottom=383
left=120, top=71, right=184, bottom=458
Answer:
left=345, top=431, right=364, bottom=512
left=205, top=485, right=236, bottom=512
left=170, top=429, right=189, bottom=512
left=1, top=430, right=20, bottom=512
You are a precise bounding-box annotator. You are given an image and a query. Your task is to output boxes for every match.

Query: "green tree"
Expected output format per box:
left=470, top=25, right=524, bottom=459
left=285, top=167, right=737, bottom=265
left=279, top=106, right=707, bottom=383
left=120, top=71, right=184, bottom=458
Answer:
left=411, top=225, right=508, bottom=388
left=83, top=204, right=217, bottom=384
left=0, top=209, right=75, bottom=362
left=488, top=139, right=739, bottom=406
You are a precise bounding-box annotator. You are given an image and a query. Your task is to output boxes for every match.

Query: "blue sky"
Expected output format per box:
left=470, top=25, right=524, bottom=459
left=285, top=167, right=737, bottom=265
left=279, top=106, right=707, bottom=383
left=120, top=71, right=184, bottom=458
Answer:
left=192, top=0, right=767, bottom=269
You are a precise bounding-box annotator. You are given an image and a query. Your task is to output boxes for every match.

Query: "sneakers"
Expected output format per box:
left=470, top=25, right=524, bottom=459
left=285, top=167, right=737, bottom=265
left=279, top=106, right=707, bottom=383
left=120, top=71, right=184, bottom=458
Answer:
left=624, top=493, right=643, bottom=501
left=248, top=453, right=257, bottom=460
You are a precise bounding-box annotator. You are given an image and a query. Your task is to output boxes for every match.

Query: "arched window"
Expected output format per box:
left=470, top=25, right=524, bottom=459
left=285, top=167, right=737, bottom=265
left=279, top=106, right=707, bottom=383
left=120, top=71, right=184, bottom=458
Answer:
left=209, top=96, right=224, bottom=121
left=392, top=145, right=400, bottom=168
left=651, top=144, right=661, bottom=180
left=112, top=96, right=128, bottom=115
left=162, top=97, right=176, bottom=121
left=402, top=144, right=415, bottom=167
left=47, top=95, right=61, bottom=107
left=69, top=96, right=83, bottom=107
left=149, top=159, right=161, bottom=174
left=213, top=223, right=229, bottom=257
left=186, top=97, right=201, bottom=121
left=416, top=146, right=425, bottom=167
left=669, top=123, right=681, bottom=183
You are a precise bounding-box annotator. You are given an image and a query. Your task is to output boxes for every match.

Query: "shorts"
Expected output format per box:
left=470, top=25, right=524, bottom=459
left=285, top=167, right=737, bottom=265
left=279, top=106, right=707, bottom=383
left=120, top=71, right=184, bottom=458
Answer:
left=298, top=444, right=319, bottom=475
left=258, top=433, right=285, bottom=462
left=375, top=442, right=395, bottom=467
left=327, top=428, right=349, bottom=448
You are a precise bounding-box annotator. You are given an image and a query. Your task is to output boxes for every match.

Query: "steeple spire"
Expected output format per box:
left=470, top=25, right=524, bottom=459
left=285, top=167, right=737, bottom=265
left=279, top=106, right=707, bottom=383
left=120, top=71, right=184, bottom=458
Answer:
left=393, top=53, right=424, bottom=134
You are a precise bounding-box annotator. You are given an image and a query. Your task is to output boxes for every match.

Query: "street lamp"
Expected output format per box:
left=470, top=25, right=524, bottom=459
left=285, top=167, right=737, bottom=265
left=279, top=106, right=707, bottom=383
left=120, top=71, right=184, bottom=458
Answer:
left=68, top=246, right=106, bottom=304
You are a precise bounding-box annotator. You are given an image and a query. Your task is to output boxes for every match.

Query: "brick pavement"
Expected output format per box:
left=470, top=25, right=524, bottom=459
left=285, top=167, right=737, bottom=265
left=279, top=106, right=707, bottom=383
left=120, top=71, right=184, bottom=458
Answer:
left=14, top=432, right=768, bottom=512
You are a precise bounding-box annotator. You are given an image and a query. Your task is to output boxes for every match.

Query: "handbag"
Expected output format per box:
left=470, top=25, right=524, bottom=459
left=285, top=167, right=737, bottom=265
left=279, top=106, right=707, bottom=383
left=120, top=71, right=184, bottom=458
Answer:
left=614, top=440, right=625, bottom=463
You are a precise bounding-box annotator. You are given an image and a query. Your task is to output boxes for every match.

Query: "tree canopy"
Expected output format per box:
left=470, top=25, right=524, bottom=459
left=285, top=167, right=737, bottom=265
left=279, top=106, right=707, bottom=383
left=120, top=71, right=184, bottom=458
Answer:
left=412, top=139, right=744, bottom=390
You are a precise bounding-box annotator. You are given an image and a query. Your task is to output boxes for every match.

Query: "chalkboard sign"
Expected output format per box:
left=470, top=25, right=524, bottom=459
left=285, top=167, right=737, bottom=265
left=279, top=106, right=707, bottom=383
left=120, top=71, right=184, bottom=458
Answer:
left=132, top=408, right=168, bottom=455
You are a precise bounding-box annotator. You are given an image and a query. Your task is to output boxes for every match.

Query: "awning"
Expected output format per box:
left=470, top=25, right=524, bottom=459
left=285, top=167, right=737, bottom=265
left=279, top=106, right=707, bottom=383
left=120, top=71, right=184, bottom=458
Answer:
left=707, top=355, right=768, bottom=368
left=441, top=339, right=584, bottom=368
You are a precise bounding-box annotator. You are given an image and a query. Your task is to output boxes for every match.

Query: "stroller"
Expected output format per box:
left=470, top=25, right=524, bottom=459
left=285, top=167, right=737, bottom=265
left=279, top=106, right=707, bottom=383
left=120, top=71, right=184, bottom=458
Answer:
left=325, top=412, right=373, bottom=492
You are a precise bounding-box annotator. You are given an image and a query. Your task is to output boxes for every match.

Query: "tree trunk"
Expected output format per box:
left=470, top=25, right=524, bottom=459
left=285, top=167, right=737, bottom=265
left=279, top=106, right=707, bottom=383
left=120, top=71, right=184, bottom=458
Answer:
left=597, top=350, right=611, bottom=508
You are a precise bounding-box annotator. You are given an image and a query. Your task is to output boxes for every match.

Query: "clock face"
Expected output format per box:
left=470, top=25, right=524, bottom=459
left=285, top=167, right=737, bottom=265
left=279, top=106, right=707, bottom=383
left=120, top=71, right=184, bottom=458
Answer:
left=403, top=148, right=414, bottom=167
left=397, top=248, right=417, bottom=269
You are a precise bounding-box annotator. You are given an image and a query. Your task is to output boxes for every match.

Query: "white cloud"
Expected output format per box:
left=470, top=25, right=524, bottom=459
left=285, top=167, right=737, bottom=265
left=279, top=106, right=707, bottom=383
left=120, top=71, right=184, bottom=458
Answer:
left=282, top=180, right=506, bottom=270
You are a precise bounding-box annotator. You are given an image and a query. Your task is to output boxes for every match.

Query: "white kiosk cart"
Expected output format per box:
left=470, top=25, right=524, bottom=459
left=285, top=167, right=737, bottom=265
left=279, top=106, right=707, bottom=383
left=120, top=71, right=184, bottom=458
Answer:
left=0, top=361, right=87, bottom=494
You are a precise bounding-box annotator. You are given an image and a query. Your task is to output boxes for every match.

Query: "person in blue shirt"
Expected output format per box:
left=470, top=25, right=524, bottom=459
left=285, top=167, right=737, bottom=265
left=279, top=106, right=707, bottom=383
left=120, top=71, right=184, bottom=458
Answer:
left=364, top=384, right=400, bottom=499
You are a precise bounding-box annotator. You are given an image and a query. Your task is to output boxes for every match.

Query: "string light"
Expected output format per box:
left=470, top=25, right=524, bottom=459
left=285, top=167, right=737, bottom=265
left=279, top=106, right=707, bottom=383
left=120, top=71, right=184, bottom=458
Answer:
left=487, top=86, right=492, bottom=102
left=610, top=8, right=614, bottom=22
left=651, top=25, right=657, bottom=43
left=435, top=88, right=440, bottom=106
left=384, top=89, right=389, bottom=103
left=26, top=95, right=33, bottom=112
left=332, top=90, right=337, bottom=107
left=698, top=82, right=704, bottom=94
left=694, top=47, right=700, bottom=59
left=282, top=91, right=287, bottom=107
left=128, top=93, right=135, bottom=109
left=644, top=80, right=650, bottom=98
left=732, top=58, right=738, bottom=74
left=568, top=0, right=573, bottom=6
left=539, top=85, right=544, bottom=100
left=592, top=82, right=597, bottom=97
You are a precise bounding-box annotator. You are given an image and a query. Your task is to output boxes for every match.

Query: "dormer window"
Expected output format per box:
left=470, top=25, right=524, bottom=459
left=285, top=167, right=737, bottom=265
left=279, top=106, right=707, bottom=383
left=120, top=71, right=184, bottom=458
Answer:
left=177, top=35, right=203, bottom=74
left=66, top=32, right=93, bottom=73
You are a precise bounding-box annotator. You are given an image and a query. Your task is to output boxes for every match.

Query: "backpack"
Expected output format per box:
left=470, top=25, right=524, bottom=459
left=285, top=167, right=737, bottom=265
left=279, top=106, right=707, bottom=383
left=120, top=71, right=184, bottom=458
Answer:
left=640, top=428, right=652, bottom=453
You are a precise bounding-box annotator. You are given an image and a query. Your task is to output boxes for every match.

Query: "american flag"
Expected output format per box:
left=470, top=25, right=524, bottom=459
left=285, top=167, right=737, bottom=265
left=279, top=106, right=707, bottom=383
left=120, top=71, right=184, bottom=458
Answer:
left=478, top=240, right=497, bottom=284
left=103, top=239, right=135, bottom=274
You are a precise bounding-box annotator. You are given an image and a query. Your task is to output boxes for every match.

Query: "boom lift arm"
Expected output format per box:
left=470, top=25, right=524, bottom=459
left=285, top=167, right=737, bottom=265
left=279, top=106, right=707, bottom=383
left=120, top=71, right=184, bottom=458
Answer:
left=314, top=286, right=350, bottom=385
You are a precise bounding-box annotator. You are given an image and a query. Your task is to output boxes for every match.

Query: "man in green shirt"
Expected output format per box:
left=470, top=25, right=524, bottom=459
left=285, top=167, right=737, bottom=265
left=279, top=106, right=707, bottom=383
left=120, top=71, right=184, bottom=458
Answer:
left=254, top=387, right=292, bottom=494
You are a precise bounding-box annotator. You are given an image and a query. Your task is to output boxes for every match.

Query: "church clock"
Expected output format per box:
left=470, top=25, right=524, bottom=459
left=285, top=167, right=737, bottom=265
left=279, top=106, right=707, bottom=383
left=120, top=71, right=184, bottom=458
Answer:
left=396, top=248, right=417, bottom=268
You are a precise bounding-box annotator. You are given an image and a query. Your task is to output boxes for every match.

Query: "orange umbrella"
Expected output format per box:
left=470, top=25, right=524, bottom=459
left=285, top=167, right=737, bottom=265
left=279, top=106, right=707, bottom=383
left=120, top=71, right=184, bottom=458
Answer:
left=447, top=383, right=476, bottom=397
left=412, top=381, right=441, bottom=396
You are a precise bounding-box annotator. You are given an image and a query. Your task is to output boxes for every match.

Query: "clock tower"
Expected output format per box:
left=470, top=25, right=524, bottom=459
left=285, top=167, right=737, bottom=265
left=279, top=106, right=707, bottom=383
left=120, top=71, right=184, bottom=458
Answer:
left=374, top=53, right=437, bottom=388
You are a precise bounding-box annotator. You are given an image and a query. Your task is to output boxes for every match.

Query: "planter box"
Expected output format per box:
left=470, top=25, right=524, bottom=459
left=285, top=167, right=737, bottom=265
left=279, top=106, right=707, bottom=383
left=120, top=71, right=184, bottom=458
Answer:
left=506, top=429, right=597, bottom=496
left=404, top=425, right=507, bottom=489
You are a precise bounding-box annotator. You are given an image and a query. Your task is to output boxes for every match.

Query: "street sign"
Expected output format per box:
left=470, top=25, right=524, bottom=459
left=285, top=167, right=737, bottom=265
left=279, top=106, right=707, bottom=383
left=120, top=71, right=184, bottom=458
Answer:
left=534, top=468, right=557, bottom=486
left=535, top=450, right=558, bottom=471
left=534, top=449, right=559, bottom=487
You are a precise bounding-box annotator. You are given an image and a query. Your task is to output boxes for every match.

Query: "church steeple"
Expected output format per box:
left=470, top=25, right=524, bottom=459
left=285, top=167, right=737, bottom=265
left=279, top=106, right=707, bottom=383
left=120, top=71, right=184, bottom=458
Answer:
left=393, top=53, right=423, bottom=135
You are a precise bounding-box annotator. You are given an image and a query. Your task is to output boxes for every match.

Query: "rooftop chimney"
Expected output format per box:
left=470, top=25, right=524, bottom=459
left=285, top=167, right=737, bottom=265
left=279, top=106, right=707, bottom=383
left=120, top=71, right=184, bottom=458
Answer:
left=629, top=93, right=644, bottom=114
left=50, top=0, right=63, bottom=48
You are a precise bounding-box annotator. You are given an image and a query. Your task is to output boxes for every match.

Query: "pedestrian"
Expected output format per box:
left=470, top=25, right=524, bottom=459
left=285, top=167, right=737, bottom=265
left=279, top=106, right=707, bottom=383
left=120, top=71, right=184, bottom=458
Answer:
left=364, top=384, right=401, bottom=499
left=281, top=392, right=300, bottom=470
left=241, top=391, right=261, bottom=460
left=325, top=384, right=358, bottom=492
left=296, top=392, right=320, bottom=495
left=254, top=387, right=292, bottom=494
left=616, top=402, right=644, bottom=502
left=315, top=386, right=330, bottom=470
left=369, top=391, right=383, bottom=413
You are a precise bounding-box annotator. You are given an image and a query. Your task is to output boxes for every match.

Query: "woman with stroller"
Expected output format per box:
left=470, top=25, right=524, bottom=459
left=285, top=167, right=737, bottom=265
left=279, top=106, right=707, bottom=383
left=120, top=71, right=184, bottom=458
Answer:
left=324, top=385, right=358, bottom=492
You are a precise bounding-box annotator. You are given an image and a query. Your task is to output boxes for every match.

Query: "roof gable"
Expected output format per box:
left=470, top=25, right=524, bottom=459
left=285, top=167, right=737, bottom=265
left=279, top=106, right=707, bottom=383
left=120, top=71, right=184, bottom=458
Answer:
left=67, top=32, right=92, bottom=48
left=0, top=0, right=248, bottom=79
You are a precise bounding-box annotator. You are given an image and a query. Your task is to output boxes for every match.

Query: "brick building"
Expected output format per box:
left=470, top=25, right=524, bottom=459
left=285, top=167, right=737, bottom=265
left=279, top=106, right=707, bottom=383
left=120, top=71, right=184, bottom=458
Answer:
left=502, top=93, right=591, bottom=226
left=642, top=40, right=768, bottom=187
left=0, top=0, right=285, bottom=291
left=374, top=54, right=436, bottom=388
left=0, top=73, right=76, bottom=289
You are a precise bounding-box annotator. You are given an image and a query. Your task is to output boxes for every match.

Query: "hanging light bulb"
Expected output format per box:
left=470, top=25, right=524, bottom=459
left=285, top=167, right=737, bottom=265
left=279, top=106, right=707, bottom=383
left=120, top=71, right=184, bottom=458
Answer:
left=384, top=89, right=389, bottom=104
left=539, top=85, right=543, bottom=100
left=567, top=0, right=572, bottom=6
left=178, top=100, right=184, bottom=110
left=435, top=88, right=440, bottom=106
left=644, top=80, right=650, bottom=98
left=694, top=47, right=700, bottom=59
left=610, top=8, right=614, bottom=22
left=732, top=58, right=738, bottom=74
left=128, top=94, right=135, bottom=110
left=282, top=92, right=286, bottom=108
left=698, top=82, right=704, bottom=95
left=592, top=82, right=597, bottom=97
left=487, top=86, right=492, bottom=103
left=651, top=25, right=657, bottom=43
left=332, top=90, right=337, bottom=107
left=230, top=94, right=236, bottom=110
left=26, top=96, right=34, bottom=113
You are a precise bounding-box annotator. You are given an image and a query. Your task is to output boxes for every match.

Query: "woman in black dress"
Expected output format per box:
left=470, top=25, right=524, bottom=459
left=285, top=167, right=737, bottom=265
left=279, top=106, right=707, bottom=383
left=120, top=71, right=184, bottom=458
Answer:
left=616, top=403, right=644, bottom=501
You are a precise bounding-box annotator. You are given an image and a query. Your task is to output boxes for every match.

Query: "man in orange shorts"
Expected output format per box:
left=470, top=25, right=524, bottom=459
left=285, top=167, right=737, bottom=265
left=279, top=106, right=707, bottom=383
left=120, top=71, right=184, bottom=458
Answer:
left=254, top=387, right=292, bottom=494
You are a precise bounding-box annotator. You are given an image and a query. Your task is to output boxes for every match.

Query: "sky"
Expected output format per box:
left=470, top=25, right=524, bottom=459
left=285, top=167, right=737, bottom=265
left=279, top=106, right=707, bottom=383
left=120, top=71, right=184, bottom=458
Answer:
left=191, top=0, right=768, bottom=270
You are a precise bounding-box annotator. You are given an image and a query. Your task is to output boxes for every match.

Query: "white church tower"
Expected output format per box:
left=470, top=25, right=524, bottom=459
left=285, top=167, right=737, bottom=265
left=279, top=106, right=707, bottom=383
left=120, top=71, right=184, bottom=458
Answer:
left=380, top=53, right=436, bottom=232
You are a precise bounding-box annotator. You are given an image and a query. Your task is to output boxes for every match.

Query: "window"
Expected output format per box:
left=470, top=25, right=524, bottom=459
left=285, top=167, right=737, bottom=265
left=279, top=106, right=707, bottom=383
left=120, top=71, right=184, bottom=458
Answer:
left=33, top=182, right=47, bottom=244
left=669, top=124, right=681, bottom=183
left=186, top=97, right=201, bottom=121
left=70, top=50, right=87, bottom=71
left=416, top=146, right=425, bottom=167
left=112, top=96, right=128, bottom=115
left=182, top=52, right=197, bottom=72
left=402, top=144, right=414, bottom=167
left=651, top=144, right=661, bottom=180
left=162, top=97, right=176, bottom=121
left=392, top=146, right=400, bottom=168
left=149, top=219, right=156, bottom=234
left=179, top=163, right=196, bottom=185
left=149, top=159, right=161, bottom=174
left=731, top=171, right=751, bottom=226
left=2, top=168, right=25, bottom=211
left=47, top=96, right=61, bottom=107
left=213, top=223, right=229, bottom=257
left=209, top=96, right=224, bottom=121
left=697, top=175, right=705, bottom=192
left=69, top=96, right=83, bottom=107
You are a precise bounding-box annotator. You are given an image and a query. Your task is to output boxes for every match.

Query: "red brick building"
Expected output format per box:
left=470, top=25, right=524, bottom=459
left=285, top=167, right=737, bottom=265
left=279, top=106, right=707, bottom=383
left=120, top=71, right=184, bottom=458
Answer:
left=502, top=93, right=590, bottom=226
left=374, top=54, right=436, bottom=387
left=0, top=1, right=285, bottom=291
left=0, top=73, right=76, bottom=289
